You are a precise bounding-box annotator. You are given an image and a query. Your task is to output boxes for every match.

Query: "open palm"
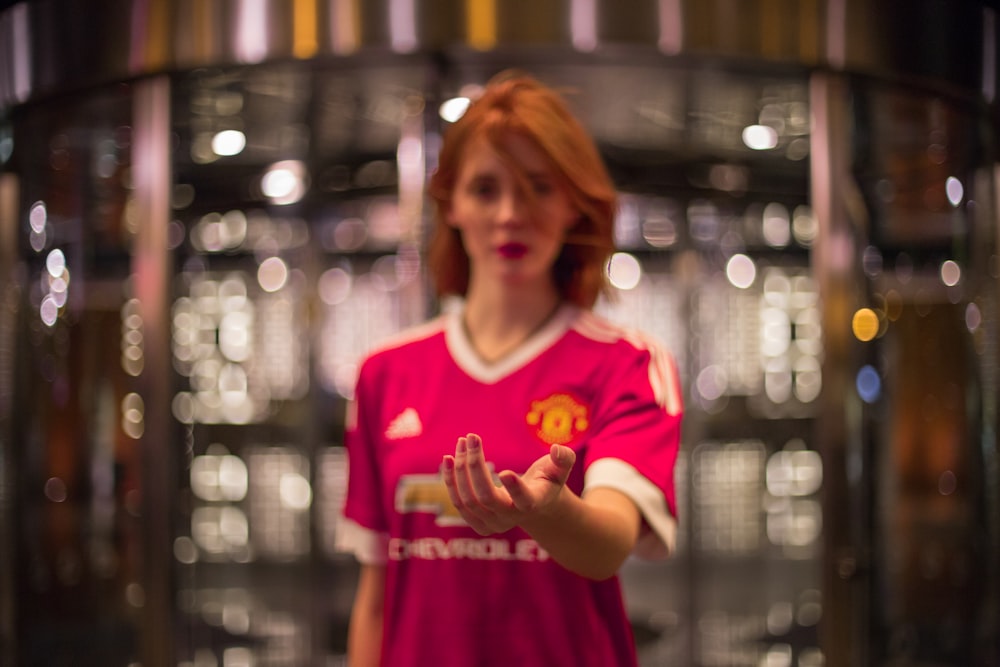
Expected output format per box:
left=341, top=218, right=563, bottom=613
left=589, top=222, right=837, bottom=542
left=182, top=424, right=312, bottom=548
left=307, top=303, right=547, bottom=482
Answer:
left=441, top=433, right=576, bottom=535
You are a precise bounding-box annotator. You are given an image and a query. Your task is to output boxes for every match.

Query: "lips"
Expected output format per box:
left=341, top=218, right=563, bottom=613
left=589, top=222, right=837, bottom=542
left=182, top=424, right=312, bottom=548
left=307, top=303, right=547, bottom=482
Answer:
left=497, top=242, right=528, bottom=259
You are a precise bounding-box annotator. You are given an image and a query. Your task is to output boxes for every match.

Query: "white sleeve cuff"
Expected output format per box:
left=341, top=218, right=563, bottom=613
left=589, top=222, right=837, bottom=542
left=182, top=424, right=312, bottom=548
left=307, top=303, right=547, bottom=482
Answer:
left=334, top=517, right=389, bottom=565
left=584, top=458, right=677, bottom=560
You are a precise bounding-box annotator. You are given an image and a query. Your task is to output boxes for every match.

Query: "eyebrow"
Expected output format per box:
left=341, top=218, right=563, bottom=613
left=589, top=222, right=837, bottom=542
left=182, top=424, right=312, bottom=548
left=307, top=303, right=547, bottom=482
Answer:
left=465, top=166, right=553, bottom=181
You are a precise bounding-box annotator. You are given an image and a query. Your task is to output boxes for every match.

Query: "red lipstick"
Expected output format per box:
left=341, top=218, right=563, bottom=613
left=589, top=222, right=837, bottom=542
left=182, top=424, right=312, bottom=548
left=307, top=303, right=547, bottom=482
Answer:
left=497, top=242, right=528, bottom=259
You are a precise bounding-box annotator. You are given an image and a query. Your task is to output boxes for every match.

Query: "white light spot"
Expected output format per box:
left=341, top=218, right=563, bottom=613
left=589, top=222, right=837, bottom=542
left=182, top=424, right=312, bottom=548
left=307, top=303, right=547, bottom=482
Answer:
left=439, top=97, right=471, bottom=123
left=946, top=177, right=964, bottom=207
left=46, top=248, right=66, bottom=277
left=257, top=256, right=288, bottom=292
left=29, top=201, right=47, bottom=233
left=726, top=254, right=757, bottom=289
left=940, top=260, right=961, bottom=287
left=607, top=252, right=642, bottom=290
left=742, top=124, right=778, bottom=150
left=40, top=294, right=59, bottom=326
left=211, top=130, right=246, bottom=157
left=261, top=160, right=307, bottom=205
left=762, top=202, right=791, bottom=248
left=279, top=473, right=313, bottom=510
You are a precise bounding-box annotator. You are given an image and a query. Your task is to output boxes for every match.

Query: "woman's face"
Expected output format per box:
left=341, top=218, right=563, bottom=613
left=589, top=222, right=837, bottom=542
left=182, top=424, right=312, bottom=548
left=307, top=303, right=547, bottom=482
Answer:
left=446, top=132, right=579, bottom=293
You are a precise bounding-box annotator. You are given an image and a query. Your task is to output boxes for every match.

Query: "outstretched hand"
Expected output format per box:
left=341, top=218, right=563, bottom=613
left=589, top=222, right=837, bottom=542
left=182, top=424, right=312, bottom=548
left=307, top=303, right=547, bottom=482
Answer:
left=441, top=433, right=576, bottom=535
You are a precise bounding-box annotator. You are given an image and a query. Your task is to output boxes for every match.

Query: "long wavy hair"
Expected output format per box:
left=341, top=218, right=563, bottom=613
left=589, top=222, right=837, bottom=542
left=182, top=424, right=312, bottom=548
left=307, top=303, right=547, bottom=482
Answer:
left=426, top=71, right=617, bottom=309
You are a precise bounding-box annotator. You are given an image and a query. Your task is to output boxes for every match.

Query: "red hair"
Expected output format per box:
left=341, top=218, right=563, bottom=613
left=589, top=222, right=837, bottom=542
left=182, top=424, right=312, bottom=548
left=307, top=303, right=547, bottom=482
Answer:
left=427, top=71, right=617, bottom=308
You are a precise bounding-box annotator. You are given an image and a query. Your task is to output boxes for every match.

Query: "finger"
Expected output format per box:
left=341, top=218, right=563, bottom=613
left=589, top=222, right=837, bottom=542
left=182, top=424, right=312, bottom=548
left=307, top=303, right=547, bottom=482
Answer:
left=453, top=436, right=495, bottom=519
left=441, top=455, right=455, bottom=477
left=440, top=455, right=462, bottom=506
left=452, top=436, right=476, bottom=504
left=464, top=434, right=502, bottom=502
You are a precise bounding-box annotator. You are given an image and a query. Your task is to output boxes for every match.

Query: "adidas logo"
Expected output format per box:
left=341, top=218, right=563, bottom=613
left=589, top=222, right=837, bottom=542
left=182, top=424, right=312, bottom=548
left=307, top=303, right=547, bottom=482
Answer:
left=385, top=408, right=423, bottom=440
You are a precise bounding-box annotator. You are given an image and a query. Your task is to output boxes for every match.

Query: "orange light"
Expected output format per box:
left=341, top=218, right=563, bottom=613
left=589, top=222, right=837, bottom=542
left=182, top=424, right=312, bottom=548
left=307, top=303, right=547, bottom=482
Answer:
left=852, top=308, right=880, bottom=342
left=293, top=0, right=319, bottom=59
left=467, top=0, right=496, bottom=51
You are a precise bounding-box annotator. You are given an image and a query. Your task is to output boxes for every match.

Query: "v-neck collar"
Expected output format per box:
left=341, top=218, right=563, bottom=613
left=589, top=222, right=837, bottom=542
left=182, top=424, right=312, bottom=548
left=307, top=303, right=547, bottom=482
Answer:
left=444, top=303, right=579, bottom=384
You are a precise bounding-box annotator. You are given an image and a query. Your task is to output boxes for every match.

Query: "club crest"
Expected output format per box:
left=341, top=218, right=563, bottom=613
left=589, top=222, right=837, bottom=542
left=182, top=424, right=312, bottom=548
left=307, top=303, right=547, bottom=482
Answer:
left=526, top=393, right=589, bottom=445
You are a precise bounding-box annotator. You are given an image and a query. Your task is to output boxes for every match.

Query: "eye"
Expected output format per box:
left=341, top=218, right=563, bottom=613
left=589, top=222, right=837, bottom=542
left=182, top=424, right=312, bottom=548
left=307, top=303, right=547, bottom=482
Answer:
left=527, top=170, right=559, bottom=198
left=529, top=177, right=555, bottom=196
left=468, top=177, right=498, bottom=199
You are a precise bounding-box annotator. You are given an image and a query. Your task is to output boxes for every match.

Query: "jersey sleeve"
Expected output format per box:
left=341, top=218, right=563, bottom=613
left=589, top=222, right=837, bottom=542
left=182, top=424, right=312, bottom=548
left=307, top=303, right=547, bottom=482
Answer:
left=335, top=356, right=390, bottom=565
left=582, top=334, right=683, bottom=560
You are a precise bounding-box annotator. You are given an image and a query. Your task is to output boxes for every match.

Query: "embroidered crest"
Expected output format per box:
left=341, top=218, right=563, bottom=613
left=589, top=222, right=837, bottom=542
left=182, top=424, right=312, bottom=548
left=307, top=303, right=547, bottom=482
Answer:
left=526, top=393, right=589, bottom=445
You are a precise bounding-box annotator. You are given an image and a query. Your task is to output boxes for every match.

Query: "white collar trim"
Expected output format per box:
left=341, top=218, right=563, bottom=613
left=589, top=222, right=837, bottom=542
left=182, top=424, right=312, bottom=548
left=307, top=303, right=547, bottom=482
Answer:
left=444, top=304, right=579, bottom=384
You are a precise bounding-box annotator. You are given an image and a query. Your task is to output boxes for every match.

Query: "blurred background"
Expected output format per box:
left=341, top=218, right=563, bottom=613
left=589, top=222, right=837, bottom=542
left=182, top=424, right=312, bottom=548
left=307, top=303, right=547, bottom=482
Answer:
left=0, top=1, right=998, bottom=666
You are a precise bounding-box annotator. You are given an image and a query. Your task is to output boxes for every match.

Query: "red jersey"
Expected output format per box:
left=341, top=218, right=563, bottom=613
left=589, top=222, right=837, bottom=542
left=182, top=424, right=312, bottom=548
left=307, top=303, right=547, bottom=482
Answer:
left=338, top=304, right=682, bottom=667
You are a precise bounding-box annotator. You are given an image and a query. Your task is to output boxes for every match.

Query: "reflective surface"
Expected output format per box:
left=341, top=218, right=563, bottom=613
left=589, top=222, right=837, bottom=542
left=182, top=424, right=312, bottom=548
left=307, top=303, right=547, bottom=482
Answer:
left=1, top=0, right=996, bottom=112
left=2, top=83, right=144, bottom=665
left=0, top=34, right=997, bottom=667
left=852, top=82, right=999, bottom=666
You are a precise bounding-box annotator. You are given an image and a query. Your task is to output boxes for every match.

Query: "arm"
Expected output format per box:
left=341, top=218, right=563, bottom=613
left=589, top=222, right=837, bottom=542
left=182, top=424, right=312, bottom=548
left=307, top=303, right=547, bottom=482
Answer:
left=441, top=433, right=641, bottom=580
left=347, top=563, right=386, bottom=667
left=523, top=485, right=640, bottom=580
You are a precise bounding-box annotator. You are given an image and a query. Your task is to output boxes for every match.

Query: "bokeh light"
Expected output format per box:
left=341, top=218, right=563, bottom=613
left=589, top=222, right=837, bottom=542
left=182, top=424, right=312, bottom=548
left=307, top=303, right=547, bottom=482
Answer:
left=742, top=124, right=778, bottom=150
left=257, top=256, right=289, bottom=292
left=851, top=308, right=880, bottom=342
left=607, top=252, right=642, bottom=290
left=261, top=160, right=307, bottom=205
left=945, top=176, right=963, bottom=206
left=940, top=260, right=961, bottom=287
left=856, top=365, right=881, bottom=403
left=211, top=130, right=246, bottom=156
left=725, top=254, right=756, bottom=289
left=439, top=96, right=471, bottom=122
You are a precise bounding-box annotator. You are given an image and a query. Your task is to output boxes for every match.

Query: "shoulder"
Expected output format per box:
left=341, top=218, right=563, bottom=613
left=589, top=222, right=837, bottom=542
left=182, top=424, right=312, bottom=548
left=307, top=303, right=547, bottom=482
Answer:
left=358, top=315, right=448, bottom=373
left=571, top=309, right=666, bottom=356
left=572, top=310, right=683, bottom=416
left=350, top=316, right=449, bottom=404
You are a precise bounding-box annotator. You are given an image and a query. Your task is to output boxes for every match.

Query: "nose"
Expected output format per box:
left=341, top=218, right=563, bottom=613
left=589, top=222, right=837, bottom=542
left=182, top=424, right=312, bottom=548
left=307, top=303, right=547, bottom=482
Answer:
left=496, top=188, right=528, bottom=227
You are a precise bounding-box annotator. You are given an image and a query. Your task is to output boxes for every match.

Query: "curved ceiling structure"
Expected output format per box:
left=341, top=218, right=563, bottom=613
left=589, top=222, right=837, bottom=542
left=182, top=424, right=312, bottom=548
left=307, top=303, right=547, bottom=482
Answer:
left=0, top=0, right=996, bottom=111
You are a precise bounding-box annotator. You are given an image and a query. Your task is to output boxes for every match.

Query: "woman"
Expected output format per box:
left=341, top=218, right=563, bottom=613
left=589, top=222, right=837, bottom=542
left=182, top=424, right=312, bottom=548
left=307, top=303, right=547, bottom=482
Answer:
left=338, top=72, right=683, bottom=666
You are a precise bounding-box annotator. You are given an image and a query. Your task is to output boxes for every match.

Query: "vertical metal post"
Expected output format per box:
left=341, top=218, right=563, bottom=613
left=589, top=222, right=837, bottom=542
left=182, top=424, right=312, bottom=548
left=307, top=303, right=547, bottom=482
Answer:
left=396, top=90, right=427, bottom=326
left=809, top=70, right=870, bottom=666
left=0, top=172, right=19, bottom=667
left=131, top=75, right=174, bottom=667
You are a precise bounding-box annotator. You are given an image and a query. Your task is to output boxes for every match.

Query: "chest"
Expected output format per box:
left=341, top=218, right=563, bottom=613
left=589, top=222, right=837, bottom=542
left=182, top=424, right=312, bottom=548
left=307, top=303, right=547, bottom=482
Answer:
left=371, top=354, right=601, bottom=485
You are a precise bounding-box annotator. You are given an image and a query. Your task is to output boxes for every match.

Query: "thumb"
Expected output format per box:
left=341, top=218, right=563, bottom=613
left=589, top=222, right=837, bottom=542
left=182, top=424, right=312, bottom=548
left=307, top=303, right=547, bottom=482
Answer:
left=549, top=444, right=576, bottom=480
left=499, top=471, right=533, bottom=511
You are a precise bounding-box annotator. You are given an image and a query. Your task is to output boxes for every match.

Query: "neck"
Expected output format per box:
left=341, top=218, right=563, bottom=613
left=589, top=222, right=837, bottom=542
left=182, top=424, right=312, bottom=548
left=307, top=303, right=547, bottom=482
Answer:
left=461, top=285, right=563, bottom=364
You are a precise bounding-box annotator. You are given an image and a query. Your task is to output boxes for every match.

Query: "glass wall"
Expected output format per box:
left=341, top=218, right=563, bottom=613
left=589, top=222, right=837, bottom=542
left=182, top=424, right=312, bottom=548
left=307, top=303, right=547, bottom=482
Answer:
left=850, top=81, right=999, bottom=666
left=167, top=59, right=431, bottom=665
left=0, top=52, right=997, bottom=667
left=1, top=83, right=145, bottom=665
